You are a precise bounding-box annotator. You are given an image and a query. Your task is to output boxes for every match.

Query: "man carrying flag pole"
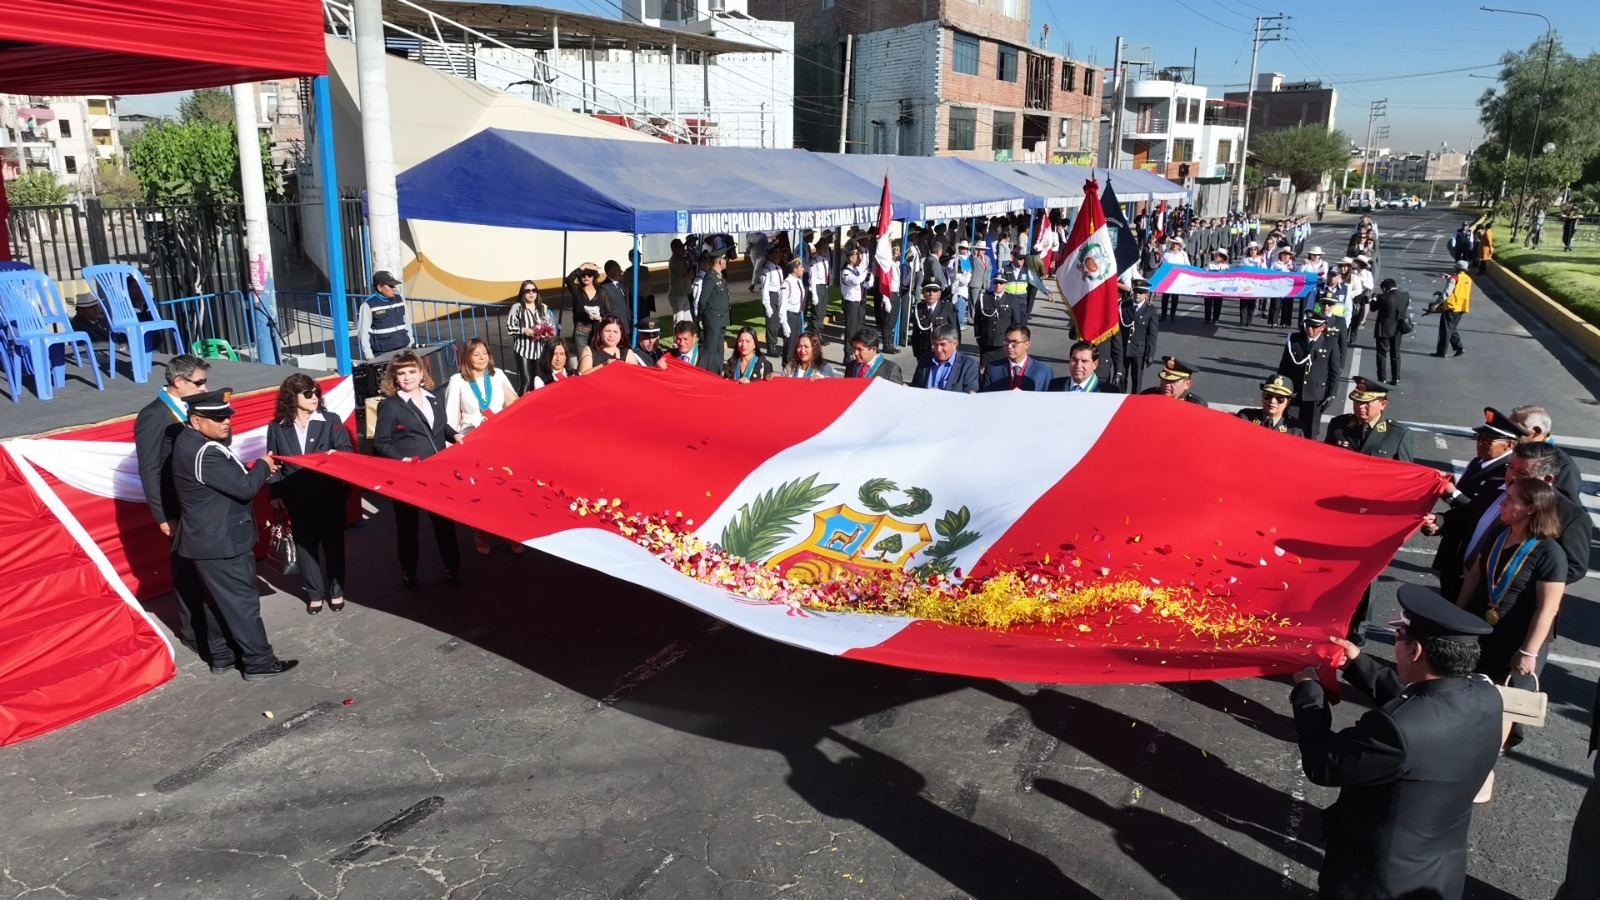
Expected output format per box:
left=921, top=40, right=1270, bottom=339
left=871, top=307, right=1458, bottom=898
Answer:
left=872, top=175, right=898, bottom=351
left=1056, top=179, right=1122, bottom=346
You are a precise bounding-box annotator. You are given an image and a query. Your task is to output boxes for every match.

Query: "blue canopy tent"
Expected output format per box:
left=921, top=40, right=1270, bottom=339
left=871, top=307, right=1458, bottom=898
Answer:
left=956, top=160, right=1087, bottom=210
left=814, top=154, right=1027, bottom=222
left=396, top=129, right=885, bottom=235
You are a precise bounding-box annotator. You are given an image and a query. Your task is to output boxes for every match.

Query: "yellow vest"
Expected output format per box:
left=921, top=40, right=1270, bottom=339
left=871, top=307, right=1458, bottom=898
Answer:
left=1444, top=273, right=1472, bottom=314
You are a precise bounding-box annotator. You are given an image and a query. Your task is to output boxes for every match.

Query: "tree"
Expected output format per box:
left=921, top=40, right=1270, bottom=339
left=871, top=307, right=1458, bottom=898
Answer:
left=178, top=87, right=236, bottom=125
left=125, top=120, right=277, bottom=205
left=93, top=157, right=145, bottom=206
left=1478, top=34, right=1600, bottom=222
left=3, top=170, right=71, bottom=206
left=1250, top=126, right=1351, bottom=191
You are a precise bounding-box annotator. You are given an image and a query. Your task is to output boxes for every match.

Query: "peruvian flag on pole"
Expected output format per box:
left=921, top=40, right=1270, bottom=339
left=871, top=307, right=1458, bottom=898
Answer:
left=873, top=175, right=896, bottom=300
left=1056, top=179, right=1122, bottom=345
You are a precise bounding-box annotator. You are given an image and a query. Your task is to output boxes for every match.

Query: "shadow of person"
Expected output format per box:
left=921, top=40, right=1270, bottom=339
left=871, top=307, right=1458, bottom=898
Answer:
left=1032, top=777, right=1312, bottom=900
left=985, top=683, right=1325, bottom=871
left=786, top=730, right=1099, bottom=900
left=1163, top=680, right=1301, bottom=743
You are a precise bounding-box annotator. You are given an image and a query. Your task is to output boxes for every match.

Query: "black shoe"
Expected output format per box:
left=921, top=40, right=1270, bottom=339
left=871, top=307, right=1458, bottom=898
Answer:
left=1453, top=348, right=1465, bottom=357
left=210, top=661, right=238, bottom=675
left=1429, top=352, right=1446, bottom=358
left=328, top=598, right=346, bottom=612
left=242, top=659, right=299, bottom=681
left=307, top=601, right=323, bottom=616
left=401, top=571, right=419, bottom=589
left=446, top=570, right=462, bottom=588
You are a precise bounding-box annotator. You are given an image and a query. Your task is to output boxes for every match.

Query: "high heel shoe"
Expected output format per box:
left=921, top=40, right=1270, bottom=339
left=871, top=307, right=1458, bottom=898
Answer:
left=328, top=598, right=346, bottom=612
left=307, top=600, right=323, bottom=615
left=1473, top=770, right=1495, bottom=804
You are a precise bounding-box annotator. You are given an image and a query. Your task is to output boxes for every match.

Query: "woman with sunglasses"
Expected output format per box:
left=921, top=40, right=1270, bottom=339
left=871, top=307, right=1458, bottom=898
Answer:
left=567, top=263, right=604, bottom=351
left=506, top=280, right=555, bottom=392
left=722, top=326, right=773, bottom=383
left=265, top=374, right=355, bottom=614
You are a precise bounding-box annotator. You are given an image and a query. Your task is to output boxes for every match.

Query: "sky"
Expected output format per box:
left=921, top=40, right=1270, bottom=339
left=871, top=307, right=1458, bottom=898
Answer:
left=115, top=0, right=1599, bottom=155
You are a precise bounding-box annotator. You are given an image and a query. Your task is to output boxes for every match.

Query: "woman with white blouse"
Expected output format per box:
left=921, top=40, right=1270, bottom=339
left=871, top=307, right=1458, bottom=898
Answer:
left=443, top=338, right=520, bottom=556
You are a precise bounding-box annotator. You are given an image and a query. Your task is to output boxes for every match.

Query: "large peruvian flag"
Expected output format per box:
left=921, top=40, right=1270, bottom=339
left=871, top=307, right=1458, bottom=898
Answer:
left=290, top=365, right=1442, bottom=686
left=1056, top=179, right=1122, bottom=346
left=872, top=175, right=896, bottom=301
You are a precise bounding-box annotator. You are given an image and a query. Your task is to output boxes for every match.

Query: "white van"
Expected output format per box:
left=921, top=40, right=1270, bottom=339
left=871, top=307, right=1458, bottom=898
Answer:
left=1347, top=188, right=1376, bottom=213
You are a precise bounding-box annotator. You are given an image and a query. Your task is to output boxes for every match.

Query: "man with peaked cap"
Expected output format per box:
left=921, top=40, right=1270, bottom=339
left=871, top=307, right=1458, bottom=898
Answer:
left=1110, top=278, right=1160, bottom=394
left=906, top=281, right=957, bottom=360
left=1327, top=376, right=1415, bottom=644
left=1139, top=356, right=1206, bottom=406
left=696, top=240, right=734, bottom=370
left=632, top=318, right=665, bottom=366
left=973, top=272, right=1022, bottom=368
left=1427, top=408, right=1530, bottom=601
left=171, top=389, right=297, bottom=681
left=1278, top=309, right=1341, bottom=440
left=1238, top=375, right=1307, bottom=437
left=1291, top=584, right=1502, bottom=900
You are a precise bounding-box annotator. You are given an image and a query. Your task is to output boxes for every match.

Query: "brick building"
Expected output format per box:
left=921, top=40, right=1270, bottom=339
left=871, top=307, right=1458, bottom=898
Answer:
left=1221, top=73, right=1338, bottom=144
left=749, top=0, right=1100, bottom=161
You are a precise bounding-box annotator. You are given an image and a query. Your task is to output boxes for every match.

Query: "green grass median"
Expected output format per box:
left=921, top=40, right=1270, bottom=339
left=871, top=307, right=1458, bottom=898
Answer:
left=1497, top=224, right=1600, bottom=329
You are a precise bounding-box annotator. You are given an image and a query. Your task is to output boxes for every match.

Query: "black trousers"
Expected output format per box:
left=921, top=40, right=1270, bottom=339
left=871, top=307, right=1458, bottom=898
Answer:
left=1436, top=311, right=1464, bottom=354
left=286, top=499, right=347, bottom=602
left=1374, top=334, right=1401, bottom=382
left=1123, top=358, right=1147, bottom=395
left=1160, top=293, right=1179, bottom=319
left=191, top=552, right=276, bottom=672
left=1238, top=298, right=1255, bottom=327
left=1203, top=297, right=1223, bottom=324
left=1295, top=398, right=1326, bottom=440
left=169, top=546, right=211, bottom=650
left=874, top=298, right=895, bottom=351
left=763, top=291, right=783, bottom=357
left=394, top=500, right=461, bottom=576
left=1554, top=760, right=1600, bottom=899
left=699, top=313, right=729, bottom=370
left=842, top=301, right=865, bottom=348
left=1270, top=297, right=1295, bottom=327
left=782, top=311, right=802, bottom=366
left=810, top=287, right=828, bottom=342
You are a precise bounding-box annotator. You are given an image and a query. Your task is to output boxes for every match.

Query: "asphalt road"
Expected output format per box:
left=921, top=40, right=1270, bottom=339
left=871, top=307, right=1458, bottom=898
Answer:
left=2, top=208, right=1597, bottom=900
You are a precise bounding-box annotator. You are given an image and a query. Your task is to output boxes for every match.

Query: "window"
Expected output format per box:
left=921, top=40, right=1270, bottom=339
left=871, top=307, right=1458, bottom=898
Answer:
left=58, top=119, right=72, bottom=138
left=1083, top=71, right=1095, bottom=97
left=1061, top=64, right=1076, bottom=92
left=996, top=45, right=1018, bottom=83
left=1189, top=98, right=1201, bottom=124
left=64, top=155, right=77, bottom=174
left=88, top=99, right=110, bottom=116
left=1172, top=139, right=1195, bottom=163
left=1081, top=119, right=1094, bottom=151
left=992, top=111, right=1015, bottom=154
left=1217, top=139, right=1234, bottom=165
left=952, top=32, right=979, bottom=76
left=997, top=0, right=1025, bottom=18
left=948, top=106, right=976, bottom=151
left=1061, top=117, right=1076, bottom=149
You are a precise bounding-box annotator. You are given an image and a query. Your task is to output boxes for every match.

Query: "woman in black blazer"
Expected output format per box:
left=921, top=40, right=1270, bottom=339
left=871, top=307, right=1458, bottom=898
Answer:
left=266, top=374, right=355, bottom=613
left=372, top=350, right=462, bottom=588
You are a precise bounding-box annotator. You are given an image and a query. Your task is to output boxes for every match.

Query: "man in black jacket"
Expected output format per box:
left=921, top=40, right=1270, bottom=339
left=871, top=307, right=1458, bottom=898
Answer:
left=1370, top=278, right=1410, bottom=385
left=1277, top=311, right=1341, bottom=439
left=1109, top=279, right=1159, bottom=394
left=1292, top=585, right=1502, bottom=900
left=133, top=354, right=212, bottom=657
left=1553, top=677, right=1599, bottom=899
left=1429, top=408, right=1527, bottom=601
left=172, top=389, right=296, bottom=680
left=906, top=282, right=956, bottom=359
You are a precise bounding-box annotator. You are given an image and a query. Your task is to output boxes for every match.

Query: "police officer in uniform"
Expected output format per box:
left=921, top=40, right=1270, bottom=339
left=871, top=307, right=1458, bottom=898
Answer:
left=696, top=243, right=733, bottom=371
left=906, top=281, right=956, bottom=360
left=972, top=273, right=1021, bottom=367
left=1139, top=356, right=1206, bottom=406
left=1110, top=278, right=1160, bottom=394
left=1291, top=585, right=1502, bottom=900
left=1278, top=310, right=1341, bottom=440
left=172, top=390, right=298, bottom=680
left=1237, top=375, right=1307, bottom=437
left=1429, top=408, right=1528, bottom=601
left=1327, top=376, right=1416, bottom=643
left=357, top=270, right=414, bottom=361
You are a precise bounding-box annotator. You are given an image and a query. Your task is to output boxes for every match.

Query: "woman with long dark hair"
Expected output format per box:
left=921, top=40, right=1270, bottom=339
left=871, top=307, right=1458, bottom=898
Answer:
left=505, top=279, right=555, bottom=391
left=722, top=326, right=773, bottom=382
left=265, top=374, right=355, bottom=613
left=578, top=315, right=647, bottom=372
left=532, top=339, right=576, bottom=388
left=443, top=337, right=517, bottom=434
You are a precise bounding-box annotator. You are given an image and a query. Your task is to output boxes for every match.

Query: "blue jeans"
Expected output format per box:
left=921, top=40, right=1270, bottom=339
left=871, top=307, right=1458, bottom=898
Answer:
left=953, top=296, right=968, bottom=331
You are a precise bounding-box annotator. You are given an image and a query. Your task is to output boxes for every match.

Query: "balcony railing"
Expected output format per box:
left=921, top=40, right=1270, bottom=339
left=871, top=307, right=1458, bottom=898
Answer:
left=1124, top=117, right=1169, bottom=135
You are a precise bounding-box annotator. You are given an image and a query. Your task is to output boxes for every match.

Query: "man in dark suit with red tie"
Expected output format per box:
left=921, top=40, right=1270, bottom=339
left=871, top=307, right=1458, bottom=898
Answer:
left=910, top=325, right=979, bottom=393
left=979, top=324, right=1054, bottom=392
left=843, top=326, right=903, bottom=383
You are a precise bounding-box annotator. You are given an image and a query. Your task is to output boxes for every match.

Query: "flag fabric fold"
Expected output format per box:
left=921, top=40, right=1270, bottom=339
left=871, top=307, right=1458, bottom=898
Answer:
left=1055, top=180, right=1123, bottom=346
left=1100, top=179, right=1141, bottom=278
left=873, top=175, right=896, bottom=302
left=288, top=366, right=1441, bottom=686
left=1148, top=263, right=1322, bottom=299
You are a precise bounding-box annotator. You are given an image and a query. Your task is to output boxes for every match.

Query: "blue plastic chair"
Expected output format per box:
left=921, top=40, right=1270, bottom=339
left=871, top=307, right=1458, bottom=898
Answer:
left=82, top=264, right=184, bottom=383
left=0, top=271, right=104, bottom=400
left=0, top=264, right=31, bottom=401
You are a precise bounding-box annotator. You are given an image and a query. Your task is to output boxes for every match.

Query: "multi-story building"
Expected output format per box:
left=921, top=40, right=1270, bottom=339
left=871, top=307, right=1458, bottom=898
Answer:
left=0, top=94, right=121, bottom=190
left=1101, top=71, right=1244, bottom=185
left=1222, top=73, right=1338, bottom=145
left=749, top=0, right=1100, bottom=162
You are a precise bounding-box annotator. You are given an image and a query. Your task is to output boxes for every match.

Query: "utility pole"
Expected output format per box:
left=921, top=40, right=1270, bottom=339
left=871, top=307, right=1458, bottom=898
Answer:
left=1235, top=14, right=1285, bottom=213
left=1109, top=36, right=1124, bottom=169
left=1359, top=99, right=1387, bottom=190
left=838, top=34, right=854, bottom=154
left=1375, top=125, right=1391, bottom=183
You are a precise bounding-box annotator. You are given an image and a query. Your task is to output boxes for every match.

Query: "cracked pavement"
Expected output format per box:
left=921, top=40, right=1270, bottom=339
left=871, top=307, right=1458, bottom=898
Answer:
left=2, top=211, right=1596, bottom=899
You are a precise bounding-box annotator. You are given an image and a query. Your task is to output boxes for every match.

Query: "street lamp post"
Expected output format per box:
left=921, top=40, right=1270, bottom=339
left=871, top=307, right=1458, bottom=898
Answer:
left=1481, top=6, right=1555, bottom=242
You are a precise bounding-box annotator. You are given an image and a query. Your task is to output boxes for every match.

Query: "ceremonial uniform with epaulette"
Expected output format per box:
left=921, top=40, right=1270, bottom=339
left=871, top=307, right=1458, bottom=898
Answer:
left=1431, top=407, right=1528, bottom=601
left=1292, top=585, right=1502, bottom=900
left=1110, top=279, right=1160, bottom=394
left=973, top=274, right=1023, bottom=367
left=696, top=245, right=733, bottom=370
left=1137, top=356, right=1206, bottom=406
left=1237, top=375, right=1307, bottom=437
left=1278, top=311, right=1341, bottom=440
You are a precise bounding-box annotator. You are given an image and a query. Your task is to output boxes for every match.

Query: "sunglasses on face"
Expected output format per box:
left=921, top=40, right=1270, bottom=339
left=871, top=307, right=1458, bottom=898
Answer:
left=299, top=389, right=320, bottom=399
left=183, top=376, right=207, bottom=387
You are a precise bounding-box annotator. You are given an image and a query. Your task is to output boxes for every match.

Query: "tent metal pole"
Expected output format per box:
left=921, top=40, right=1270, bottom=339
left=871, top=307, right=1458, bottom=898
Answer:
left=313, top=76, right=352, bottom=376
left=631, top=232, right=641, bottom=348
left=896, top=218, right=909, bottom=347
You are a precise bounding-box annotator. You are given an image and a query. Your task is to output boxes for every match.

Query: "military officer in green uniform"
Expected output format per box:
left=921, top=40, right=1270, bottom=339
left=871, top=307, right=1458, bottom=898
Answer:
left=1327, top=376, right=1416, bottom=644
left=1237, top=374, right=1307, bottom=437
left=696, top=242, right=734, bottom=371
left=1139, top=356, right=1207, bottom=407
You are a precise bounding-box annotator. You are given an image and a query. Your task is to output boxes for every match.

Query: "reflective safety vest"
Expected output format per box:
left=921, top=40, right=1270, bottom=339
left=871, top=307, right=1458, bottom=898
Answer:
left=366, top=292, right=411, bottom=354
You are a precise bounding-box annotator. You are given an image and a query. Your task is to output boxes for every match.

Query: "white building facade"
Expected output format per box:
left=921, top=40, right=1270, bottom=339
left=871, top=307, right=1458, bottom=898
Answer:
left=0, top=94, right=122, bottom=191
left=1104, top=77, right=1242, bottom=187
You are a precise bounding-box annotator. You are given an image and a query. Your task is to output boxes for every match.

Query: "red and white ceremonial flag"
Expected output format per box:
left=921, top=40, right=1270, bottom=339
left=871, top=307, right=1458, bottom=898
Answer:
left=873, top=175, right=895, bottom=299
left=1056, top=179, right=1122, bottom=346
left=292, top=366, right=1442, bottom=686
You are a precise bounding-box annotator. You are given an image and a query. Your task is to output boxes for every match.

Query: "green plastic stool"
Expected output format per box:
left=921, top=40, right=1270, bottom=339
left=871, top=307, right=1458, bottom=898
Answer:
left=192, top=338, right=239, bottom=361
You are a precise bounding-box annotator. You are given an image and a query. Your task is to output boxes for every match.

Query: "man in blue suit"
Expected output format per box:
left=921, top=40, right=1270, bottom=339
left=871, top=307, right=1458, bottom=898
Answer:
left=911, top=325, right=980, bottom=393
left=980, top=324, right=1054, bottom=392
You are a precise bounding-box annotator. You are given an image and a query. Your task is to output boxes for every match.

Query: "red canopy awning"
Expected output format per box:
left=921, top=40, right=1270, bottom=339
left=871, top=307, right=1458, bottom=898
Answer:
left=0, top=0, right=327, bottom=95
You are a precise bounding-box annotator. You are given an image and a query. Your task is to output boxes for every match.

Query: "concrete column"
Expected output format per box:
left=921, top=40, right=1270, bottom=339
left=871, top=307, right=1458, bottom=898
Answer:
left=353, top=0, right=403, bottom=278
left=232, top=83, right=280, bottom=364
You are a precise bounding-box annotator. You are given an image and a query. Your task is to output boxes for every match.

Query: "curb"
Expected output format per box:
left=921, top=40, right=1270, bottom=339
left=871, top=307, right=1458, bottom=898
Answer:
left=1484, top=259, right=1600, bottom=365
